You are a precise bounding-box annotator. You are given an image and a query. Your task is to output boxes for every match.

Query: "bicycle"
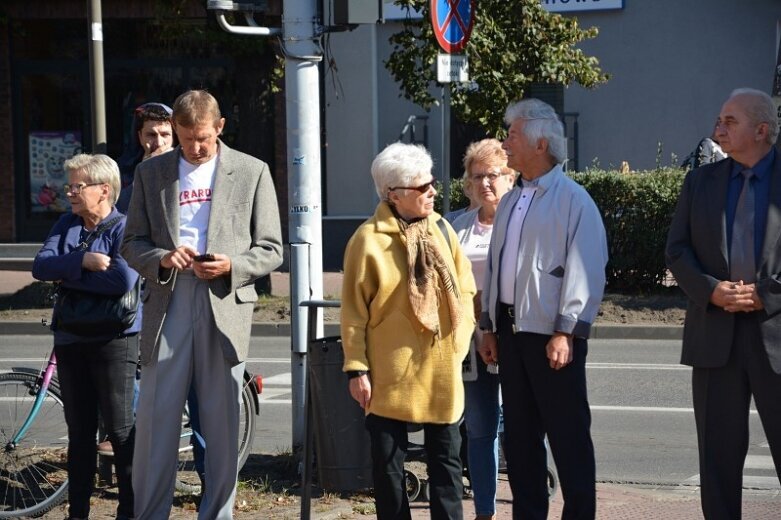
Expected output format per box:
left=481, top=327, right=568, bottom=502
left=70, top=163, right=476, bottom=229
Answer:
left=0, top=348, right=262, bottom=516
left=174, top=371, right=262, bottom=495
left=0, top=350, right=68, bottom=517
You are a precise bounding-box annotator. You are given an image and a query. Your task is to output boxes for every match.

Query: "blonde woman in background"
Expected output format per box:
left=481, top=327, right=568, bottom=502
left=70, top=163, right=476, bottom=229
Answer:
left=451, top=139, right=516, bottom=520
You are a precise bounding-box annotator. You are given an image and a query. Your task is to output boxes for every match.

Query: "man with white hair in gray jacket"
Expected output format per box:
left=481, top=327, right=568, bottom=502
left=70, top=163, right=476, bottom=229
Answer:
left=479, top=98, right=608, bottom=519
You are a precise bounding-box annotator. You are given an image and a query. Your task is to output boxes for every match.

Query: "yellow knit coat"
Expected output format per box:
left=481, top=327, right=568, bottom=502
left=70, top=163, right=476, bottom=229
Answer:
left=341, top=202, right=477, bottom=424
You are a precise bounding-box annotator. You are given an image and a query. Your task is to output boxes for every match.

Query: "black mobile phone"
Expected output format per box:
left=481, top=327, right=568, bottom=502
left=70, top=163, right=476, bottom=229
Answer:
left=193, top=253, right=215, bottom=262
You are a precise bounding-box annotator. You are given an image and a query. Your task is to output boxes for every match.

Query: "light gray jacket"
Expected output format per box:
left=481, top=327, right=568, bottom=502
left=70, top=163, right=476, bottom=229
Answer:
left=121, top=141, right=283, bottom=366
left=479, top=165, right=608, bottom=338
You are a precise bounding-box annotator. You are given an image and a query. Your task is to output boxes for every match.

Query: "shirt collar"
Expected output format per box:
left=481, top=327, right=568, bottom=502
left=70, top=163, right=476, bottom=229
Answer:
left=730, top=147, right=775, bottom=181
left=519, top=163, right=563, bottom=192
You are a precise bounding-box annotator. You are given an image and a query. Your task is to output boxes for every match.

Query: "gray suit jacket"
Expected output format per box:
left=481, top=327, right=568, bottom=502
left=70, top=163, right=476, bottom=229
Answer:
left=666, top=155, right=781, bottom=373
left=121, top=141, right=283, bottom=366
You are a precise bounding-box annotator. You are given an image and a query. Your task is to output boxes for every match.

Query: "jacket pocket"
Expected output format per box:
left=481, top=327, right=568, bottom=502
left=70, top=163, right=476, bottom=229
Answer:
left=367, top=310, right=418, bottom=386
left=235, top=284, right=258, bottom=303
left=535, top=255, right=565, bottom=320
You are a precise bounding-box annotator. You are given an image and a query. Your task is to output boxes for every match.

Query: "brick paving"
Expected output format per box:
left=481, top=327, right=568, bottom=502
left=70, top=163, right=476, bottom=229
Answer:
left=407, top=476, right=781, bottom=519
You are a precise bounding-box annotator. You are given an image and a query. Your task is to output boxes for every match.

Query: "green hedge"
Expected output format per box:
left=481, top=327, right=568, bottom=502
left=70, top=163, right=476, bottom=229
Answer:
left=436, top=168, right=686, bottom=293
left=571, top=168, right=685, bottom=292
left=434, top=179, right=470, bottom=215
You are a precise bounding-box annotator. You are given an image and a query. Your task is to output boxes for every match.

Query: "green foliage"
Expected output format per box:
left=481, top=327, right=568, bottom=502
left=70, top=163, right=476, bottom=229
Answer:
left=435, top=168, right=686, bottom=292
left=386, top=0, right=609, bottom=136
left=434, top=178, right=469, bottom=214
left=571, top=167, right=686, bottom=293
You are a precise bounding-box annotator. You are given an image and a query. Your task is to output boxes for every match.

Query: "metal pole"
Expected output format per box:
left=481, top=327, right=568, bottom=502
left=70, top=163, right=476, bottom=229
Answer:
left=441, top=86, right=451, bottom=214
left=87, top=0, right=106, bottom=154
left=283, top=0, right=324, bottom=450
left=87, top=0, right=110, bottom=484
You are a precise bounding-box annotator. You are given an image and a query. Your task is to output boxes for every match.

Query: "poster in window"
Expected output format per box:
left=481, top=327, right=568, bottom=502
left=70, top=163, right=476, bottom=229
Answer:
left=29, top=131, right=81, bottom=213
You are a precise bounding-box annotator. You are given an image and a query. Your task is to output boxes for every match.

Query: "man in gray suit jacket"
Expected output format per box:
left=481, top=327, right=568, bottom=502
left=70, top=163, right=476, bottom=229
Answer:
left=666, top=88, right=781, bottom=519
left=122, top=90, right=283, bottom=519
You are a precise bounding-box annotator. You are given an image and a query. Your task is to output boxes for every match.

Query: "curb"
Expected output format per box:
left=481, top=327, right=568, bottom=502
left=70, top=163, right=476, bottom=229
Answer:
left=0, top=321, right=681, bottom=340
left=590, top=324, right=682, bottom=340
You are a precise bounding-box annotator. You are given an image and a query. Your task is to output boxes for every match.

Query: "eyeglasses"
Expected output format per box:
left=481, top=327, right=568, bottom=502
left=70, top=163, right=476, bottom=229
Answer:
left=63, top=182, right=104, bottom=195
left=470, top=172, right=502, bottom=183
left=389, top=180, right=436, bottom=194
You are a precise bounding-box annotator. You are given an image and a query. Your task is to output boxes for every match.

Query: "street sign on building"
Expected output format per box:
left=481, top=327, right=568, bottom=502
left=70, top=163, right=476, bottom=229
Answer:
left=430, top=0, right=475, bottom=53
left=540, top=0, right=624, bottom=12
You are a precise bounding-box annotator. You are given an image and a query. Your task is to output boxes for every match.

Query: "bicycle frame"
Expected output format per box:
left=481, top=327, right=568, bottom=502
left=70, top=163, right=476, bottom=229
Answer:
left=6, top=350, right=58, bottom=449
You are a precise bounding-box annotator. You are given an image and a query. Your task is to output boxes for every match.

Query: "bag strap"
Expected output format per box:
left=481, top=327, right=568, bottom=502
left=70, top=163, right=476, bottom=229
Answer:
left=77, top=215, right=124, bottom=251
left=436, top=218, right=452, bottom=253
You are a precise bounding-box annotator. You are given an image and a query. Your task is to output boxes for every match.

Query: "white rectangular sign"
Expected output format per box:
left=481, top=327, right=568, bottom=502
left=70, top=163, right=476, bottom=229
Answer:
left=541, top=0, right=624, bottom=13
left=437, top=54, right=469, bottom=83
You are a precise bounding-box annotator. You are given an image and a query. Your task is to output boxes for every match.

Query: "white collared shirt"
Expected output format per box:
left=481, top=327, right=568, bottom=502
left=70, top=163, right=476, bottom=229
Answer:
left=499, top=185, right=538, bottom=304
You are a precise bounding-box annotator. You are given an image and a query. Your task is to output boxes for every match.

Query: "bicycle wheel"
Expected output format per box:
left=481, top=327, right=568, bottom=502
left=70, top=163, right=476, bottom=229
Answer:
left=175, top=379, right=257, bottom=495
left=0, top=372, right=69, bottom=518
left=237, top=379, right=256, bottom=471
left=175, top=410, right=202, bottom=495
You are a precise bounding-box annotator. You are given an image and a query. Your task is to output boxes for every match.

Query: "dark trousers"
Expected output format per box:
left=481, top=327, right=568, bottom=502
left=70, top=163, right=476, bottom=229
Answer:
left=692, top=314, right=781, bottom=520
left=365, top=414, right=463, bottom=520
left=496, top=308, right=596, bottom=520
left=55, top=336, right=138, bottom=519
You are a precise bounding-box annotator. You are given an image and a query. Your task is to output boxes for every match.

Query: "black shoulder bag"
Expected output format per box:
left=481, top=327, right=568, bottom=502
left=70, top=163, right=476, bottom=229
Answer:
left=52, top=216, right=141, bottom=336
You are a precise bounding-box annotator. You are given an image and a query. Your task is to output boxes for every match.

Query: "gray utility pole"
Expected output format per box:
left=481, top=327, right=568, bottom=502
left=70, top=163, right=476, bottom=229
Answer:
left=440, top=86, right=451, bottom=215
left=87, top=0, right=106, bottom=153
left=207, top=1, right=323, bottom=450
left=281, top=0, right=325, bottom=450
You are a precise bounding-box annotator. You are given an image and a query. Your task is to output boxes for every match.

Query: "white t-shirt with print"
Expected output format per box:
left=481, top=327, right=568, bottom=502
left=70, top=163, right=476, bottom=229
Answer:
left=178, top=154, right=217, bottom=254
left=460, top=215, right=493, bottom=292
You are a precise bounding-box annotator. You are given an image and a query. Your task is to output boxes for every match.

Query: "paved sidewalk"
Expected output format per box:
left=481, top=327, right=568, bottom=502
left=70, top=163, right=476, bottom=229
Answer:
left=0, top=271, right=683, bottom=340
left=0, top=270, right=34, bottom=295
left=406, top=476, right=781, bottom=519
left=0, top=270, right=343, bottom=298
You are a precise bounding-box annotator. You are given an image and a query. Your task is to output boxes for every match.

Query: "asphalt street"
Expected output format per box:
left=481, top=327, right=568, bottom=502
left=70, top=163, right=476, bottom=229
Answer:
left=0, top=335, right=777, bottom=492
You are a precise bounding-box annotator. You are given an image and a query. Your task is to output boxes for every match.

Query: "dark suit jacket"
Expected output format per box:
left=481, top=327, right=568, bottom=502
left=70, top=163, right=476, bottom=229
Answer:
left=666, top=154, right=781, bottom=374
left=121, top=141, right=283, bottom=366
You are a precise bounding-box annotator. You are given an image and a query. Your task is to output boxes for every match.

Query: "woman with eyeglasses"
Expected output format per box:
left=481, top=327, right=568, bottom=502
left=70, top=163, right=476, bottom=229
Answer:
left=32, top=154, right=139, bottom=520
left=341, top=142, right=477, bottom=519
left=450, top=139, right=517, bottom=520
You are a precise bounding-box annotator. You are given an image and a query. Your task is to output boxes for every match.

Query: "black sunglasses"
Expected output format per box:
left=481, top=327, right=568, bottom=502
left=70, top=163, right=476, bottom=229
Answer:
left=389, top=180, right=435, bottom=193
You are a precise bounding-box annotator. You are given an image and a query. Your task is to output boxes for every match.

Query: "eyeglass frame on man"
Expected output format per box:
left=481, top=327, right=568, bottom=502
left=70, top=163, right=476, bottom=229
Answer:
left=388, top=179, right=436, bottom=194
left=63, top=182, right=105, bottom=196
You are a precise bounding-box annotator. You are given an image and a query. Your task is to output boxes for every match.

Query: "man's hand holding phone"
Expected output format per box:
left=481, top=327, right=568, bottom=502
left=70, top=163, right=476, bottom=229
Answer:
left=192, top=253, right=231, bottom=280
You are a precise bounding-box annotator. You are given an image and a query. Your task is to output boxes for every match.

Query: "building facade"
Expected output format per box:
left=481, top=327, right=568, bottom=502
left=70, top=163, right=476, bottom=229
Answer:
left=0, top=0, right=283, bottom=243
left=3, top=1, right=780, bottom=272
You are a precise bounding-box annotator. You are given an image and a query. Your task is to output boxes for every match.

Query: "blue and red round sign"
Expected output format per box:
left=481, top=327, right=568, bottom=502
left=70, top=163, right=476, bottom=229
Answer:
left=431, top=0, right=475, bottom=54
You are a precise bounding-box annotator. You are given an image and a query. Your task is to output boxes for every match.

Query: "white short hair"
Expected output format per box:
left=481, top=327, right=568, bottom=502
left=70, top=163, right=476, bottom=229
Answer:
left=63, top=153, right=122, bottom=205
left=371, top=142, right=434, bottom=201
left=729, top=88, right=779, bottom=145
left=504, top=99, right=568, bottom=164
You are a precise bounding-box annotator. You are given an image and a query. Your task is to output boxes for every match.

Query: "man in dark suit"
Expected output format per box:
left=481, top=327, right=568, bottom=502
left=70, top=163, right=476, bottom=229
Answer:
left=666, top=88, right=781, bottom=519
left=122, top=90, right=283, bottom=519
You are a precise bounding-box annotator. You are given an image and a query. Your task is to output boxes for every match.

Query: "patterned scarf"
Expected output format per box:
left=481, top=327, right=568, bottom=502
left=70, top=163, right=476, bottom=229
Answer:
left=397, top=216, right=462, bottom=336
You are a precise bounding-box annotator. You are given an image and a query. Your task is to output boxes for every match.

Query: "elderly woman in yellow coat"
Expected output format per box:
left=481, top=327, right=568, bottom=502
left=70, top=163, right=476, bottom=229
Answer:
left=341, top=142, right=476, bottom=520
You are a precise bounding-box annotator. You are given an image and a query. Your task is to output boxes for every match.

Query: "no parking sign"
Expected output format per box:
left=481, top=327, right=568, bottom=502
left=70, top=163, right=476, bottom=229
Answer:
left=431, top=0, right=475, bottom=54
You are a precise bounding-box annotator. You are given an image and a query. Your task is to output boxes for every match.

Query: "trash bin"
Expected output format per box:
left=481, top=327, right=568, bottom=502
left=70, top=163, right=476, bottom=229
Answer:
left=308, top=336, right=373, bottom=491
